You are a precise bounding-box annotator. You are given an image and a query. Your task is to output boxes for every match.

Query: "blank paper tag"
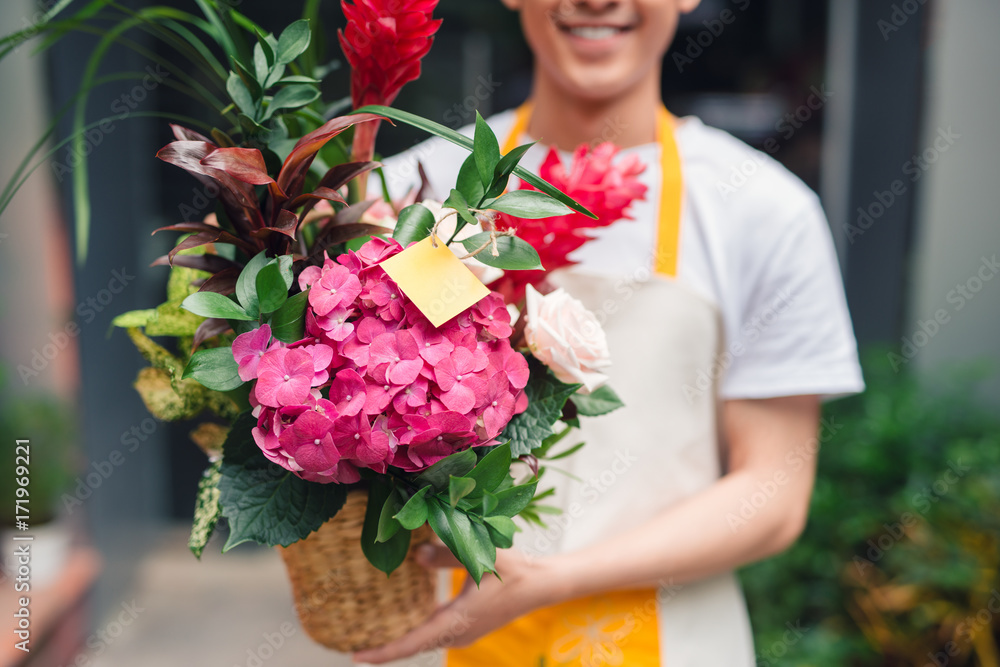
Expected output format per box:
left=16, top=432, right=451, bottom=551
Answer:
left=379, top=236, right=491, bottom=327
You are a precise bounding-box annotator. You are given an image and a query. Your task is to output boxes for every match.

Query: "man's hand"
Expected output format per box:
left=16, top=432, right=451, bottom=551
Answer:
left=352, top=542, right=558, bottom=664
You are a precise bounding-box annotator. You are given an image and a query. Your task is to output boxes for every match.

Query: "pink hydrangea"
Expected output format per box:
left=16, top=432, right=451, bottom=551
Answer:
left=238, top=238, right=528, bottom=483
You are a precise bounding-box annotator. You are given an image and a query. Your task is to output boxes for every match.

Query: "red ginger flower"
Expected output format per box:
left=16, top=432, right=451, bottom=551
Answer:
left=339, top=0, right=442, bottom=165
left=493, top=142, right=648, bottom=301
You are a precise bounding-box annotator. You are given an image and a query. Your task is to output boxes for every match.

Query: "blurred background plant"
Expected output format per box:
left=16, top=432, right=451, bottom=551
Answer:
left=741, top=351, right=1000, bottom=666
left=0, top=364, right=78, bottom=527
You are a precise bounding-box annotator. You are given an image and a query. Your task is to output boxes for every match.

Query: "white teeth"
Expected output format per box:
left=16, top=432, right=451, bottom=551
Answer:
left=568, top=26, right=621, bottom=40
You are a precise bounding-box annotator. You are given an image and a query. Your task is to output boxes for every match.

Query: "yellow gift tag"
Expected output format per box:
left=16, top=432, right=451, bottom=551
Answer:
left=379, top=236, right=491, bottom=327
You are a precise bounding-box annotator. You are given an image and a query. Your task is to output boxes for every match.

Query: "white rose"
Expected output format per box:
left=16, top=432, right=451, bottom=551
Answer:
left=523, top=284, right=611, bottom=393
left=421, top=199, right=505, bottom=285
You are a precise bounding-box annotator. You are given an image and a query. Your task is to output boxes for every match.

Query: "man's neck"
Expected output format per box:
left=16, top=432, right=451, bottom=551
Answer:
left=526, top=69, right=662, bottom=151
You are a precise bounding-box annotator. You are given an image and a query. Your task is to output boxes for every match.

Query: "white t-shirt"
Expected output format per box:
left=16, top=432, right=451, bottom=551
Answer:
left=382, top=108, right=864, bottom=400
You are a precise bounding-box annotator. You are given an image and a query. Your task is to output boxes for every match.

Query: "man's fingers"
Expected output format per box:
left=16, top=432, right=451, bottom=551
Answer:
left=416, top=542, right=463, bottom=569
left=352, top=605, right=457, bottom=664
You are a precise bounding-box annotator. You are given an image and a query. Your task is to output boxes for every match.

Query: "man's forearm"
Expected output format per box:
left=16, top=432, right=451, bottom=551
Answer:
left=538, top=466, right=806, bottom=603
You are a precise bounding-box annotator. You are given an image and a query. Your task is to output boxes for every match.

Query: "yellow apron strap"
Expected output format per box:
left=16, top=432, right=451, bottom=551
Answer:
left=502, top=101, right=533, bottom=155
left=654, top=106, right=683, bottom=277
left=498, top=101, right=683, bottom=278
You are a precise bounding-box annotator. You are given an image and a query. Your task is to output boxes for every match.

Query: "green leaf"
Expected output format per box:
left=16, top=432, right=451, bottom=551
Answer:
left=491, top=481, right=538, bottom=518
left=253, top=42, right=270, bottom=83
left=481, top=491, right=498, bottom=515
left=227, top=71, right=255, bottom=116
left=473, top=112, right=502, bottom=188
left=487, top=142, right=535, bottom=198
left=487, top=190, right=573, bottom=219
left=181, top=292, right=254, bottom=321
left=262, top=84, right=320, bottom=121
left=238, top=112, right=268, bottom=137
left=376, top=490, right=404, bottom=543
left=263, top=63, right=287, bottom=89
left=394, top=486, right=431, bottom=530
left=183, top=347, right=243, bottom=392
left=362, top=479, right=411, bottom=575
left=352, top=106, right=595, bottom=218
left=427, top=498, right=494, bottom=585
left=276, top=19, right=311, bottom=64
left=255, top=28, right=276, bottom=68
left=502, top=356, right=582, bottom=456
left=218, top=413, right=348, bottom=549
left=277, top=75, right=322, bottom=85
left=276, top=255, right=294, bottom=289
left=464, top=443, right=512, bottom=498
left=189, top=460, right=222, bottom=558
left=449, top=475, right=477, bottom=507
left=393, top=203, right=437, bottom=247
left=269, top=290, right=309, bottom=343
left=415, top=448, right=478, bottom=492
left=547, top=441, right=586, bottom=461
left=112, top=309, right=157, bottom=329
left=572, top=385, right=625, bottom=417
left=456, top=154, right=485, bottom=207
left=483, top=515, right=516, bottom=549
left=236, top=250, right=269, bottom=316
left=255, top=261, right=289, bottom=314
left=443, top=189, right=478, bottom=228
left=232, top=59, right=263, bottom=100
left=459, top=233, right=543, bottom=270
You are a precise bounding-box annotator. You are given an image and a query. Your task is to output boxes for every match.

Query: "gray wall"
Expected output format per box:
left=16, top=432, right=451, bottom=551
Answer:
left=908, top=0, right=1000, bottom=399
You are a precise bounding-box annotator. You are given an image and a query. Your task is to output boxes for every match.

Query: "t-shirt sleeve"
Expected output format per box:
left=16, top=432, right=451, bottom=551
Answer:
left=720, top=197, right=865, bottom=401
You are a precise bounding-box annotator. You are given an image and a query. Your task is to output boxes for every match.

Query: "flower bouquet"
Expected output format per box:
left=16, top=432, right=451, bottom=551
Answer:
left=0, top=0, right=626, bottom=653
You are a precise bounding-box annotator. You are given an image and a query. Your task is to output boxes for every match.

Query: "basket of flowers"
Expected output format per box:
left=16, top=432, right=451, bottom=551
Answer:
left=2, top=0, right=625, bottom=653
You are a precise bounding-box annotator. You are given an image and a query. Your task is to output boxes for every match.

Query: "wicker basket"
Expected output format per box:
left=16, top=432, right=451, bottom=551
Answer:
left=278, top=489, right=437, bottom=652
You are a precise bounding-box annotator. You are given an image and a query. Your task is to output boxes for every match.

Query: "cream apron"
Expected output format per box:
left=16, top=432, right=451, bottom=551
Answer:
left=440, top=104, right=757, bottom=666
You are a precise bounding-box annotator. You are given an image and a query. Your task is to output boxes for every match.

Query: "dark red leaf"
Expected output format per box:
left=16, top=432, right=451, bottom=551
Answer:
left=151, top=253, right=241, bottom=273
left=192, top=318, right=232, bottom=351
left=157, top=141, right=261, bottom=216
left=330, top=199, right=376, bottom=226
left=276, top=113, right=385, bottom=199
left=167, top=231, right=224, bottom=264
left=155, top=224, right=258, bottom=257
left=324, top=222, right=387, bottom=245
left=170, top=124, right=215, bottom=144
left=319, top=161, right=382, bottom=192
left=197, top=267, right=240, bottom=295
left=285, top=186, right=347, bottom=212
left=201, top=147, right=279, bottom=188
left=153, top=222, right=219, bottom=235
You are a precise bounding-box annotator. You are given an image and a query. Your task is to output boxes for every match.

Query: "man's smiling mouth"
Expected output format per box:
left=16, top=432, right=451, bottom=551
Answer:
left=557, top=22, right=637, bottom=40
